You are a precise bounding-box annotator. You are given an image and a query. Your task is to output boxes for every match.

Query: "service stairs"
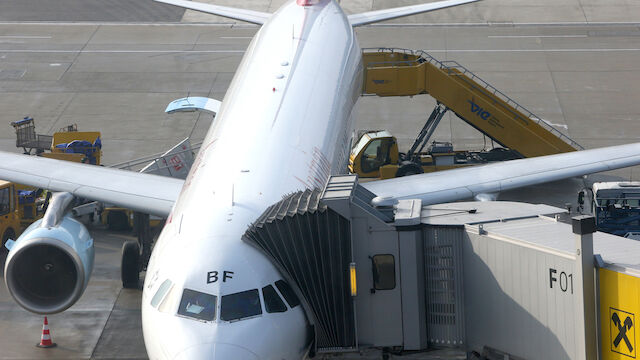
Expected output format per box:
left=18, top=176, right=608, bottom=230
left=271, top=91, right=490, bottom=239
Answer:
left=362, top=48, right=583, bottom=158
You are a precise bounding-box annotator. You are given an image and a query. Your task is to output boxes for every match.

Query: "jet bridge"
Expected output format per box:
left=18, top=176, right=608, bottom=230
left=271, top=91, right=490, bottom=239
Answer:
left=362, top=48, right=583, bottom=158
left=244, top=175, right=640, bottom=359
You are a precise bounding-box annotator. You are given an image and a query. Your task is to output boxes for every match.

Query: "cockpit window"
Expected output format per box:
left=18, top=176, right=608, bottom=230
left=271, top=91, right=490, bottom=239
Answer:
left=151, top=279, right=173, bottom=308
left=275, top=280, right=300, bottom=308
left=262, top=285, right=287, bottom=313
left=220, top=289, right=262, bottom=321
left=177, top=289, right=217, bottom=321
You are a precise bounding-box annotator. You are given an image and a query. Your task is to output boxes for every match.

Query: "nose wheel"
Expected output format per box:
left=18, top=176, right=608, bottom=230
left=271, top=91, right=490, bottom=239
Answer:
left=121, top=213, right=160, bottom=289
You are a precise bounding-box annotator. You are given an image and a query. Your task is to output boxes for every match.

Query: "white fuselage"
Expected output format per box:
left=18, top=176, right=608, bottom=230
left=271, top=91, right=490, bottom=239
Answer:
left=141, top=1, right=362, bottom=359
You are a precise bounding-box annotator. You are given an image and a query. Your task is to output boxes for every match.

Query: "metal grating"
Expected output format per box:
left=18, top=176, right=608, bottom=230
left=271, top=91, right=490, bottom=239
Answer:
left=243, top=189, right=356, bottom=352
left=423, top=226, right=465, bottom=347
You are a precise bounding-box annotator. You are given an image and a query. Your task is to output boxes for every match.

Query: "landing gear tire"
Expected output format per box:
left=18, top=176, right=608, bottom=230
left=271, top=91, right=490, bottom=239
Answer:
left=121, top=241, right=140, bottom=289
left=396, top=161, right=423, bottom=177
left=1, top=228, right=15, bottom=254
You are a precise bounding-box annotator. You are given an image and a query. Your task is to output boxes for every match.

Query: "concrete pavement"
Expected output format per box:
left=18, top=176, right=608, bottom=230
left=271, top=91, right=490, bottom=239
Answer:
left=0, top=0, right=639, bottom=358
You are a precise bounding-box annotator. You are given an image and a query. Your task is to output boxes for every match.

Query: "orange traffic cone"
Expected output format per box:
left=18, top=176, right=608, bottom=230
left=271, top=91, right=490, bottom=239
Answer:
left=36, top=316, right=57, bottom=348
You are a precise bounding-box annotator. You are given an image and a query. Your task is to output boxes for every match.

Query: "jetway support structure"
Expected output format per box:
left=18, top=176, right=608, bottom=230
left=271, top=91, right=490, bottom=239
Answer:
left=244, top=175, right=640, bottom=359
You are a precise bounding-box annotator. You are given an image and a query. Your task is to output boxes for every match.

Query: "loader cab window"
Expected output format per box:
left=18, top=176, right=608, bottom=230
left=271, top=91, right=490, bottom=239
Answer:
left=372, top=254, right=396, bottom=290
left=177, top=288, right=217, bottom=321
left=361, top=138, right=392, bottom=173
left=220, top=289, right=262, bottom=321
left=0, top=187, right=10, bottom=216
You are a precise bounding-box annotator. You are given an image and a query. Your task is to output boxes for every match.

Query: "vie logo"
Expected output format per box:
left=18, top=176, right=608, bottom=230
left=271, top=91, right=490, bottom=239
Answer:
left=468, top=99, right=492, bottom=121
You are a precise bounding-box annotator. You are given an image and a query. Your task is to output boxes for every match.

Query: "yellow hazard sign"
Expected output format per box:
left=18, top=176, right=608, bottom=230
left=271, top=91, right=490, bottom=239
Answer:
left=601, top=268, right=640, bottom=359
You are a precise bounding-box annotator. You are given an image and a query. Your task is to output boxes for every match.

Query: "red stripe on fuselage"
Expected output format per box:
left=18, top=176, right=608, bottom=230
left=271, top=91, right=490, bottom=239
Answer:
left=296, top=0, right=318, bottom=6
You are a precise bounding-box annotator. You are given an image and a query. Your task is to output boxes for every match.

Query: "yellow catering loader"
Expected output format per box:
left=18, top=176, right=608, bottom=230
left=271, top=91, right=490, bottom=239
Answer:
left=351, top=49, right=583, bottom=179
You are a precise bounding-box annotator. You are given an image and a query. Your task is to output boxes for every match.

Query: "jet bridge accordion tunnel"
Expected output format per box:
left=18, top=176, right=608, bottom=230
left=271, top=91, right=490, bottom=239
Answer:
left=243, top=175, right=431, bottom=355
left=244, top=175, right=640, bottom=359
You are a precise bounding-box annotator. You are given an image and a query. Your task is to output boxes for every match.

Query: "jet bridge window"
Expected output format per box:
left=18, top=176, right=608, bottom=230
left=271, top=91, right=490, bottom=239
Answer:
left=262, top=285, right=287, bottom=313
left=372, top=254, right=396, bottom=290
left=177, top=289, right=217, bottom=321
left=220, top=289, right=262, bottom=321
left=275, top=280, right=300, bottom=308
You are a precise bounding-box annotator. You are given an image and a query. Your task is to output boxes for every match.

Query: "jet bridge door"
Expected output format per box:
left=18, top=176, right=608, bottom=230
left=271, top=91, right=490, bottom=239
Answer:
left=353, top=218, right=403, bottom=347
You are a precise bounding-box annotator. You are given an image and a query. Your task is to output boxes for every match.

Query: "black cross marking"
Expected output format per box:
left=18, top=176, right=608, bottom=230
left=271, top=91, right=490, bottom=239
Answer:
left=613, top=312, right=634, bottom=353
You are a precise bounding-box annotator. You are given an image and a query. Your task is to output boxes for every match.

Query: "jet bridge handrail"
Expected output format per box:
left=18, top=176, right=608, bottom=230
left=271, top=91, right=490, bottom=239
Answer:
left=363, top=47, right=584, bottom=151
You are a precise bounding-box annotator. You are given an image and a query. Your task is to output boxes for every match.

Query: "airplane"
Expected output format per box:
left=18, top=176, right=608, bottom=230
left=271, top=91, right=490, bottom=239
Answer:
left=2, top=0, right=640, bottom=359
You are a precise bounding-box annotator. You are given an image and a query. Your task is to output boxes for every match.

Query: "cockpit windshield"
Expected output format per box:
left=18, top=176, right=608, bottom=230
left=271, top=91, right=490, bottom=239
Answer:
left=220, top=289, right=262, bottom=321
left=177, top=289, right=217, bottom=321
left=275, top=280, right=300, bottom=308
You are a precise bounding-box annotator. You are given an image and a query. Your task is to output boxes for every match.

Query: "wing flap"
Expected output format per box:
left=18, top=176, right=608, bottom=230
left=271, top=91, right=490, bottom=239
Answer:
left=348, top=0, right=481, bottom=27
left=363, top=142, right=640, bottom=206
left=0, top=151, right=183, bottom=216
left=153, top=0, right=270, bottom=25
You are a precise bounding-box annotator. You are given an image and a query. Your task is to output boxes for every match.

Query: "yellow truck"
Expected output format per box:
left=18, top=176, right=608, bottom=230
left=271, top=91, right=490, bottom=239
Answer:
left=10, top=118, right=102, bottom=164
left=0, top=181, right=50, bottom=250
left=0, top=181, right=22, bottom=250
left=349, top=130, right=521, bottom=179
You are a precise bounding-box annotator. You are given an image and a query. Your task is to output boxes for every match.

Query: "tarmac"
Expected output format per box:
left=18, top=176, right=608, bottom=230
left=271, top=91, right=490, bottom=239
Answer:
left=0, top=0, right=639, bottom=359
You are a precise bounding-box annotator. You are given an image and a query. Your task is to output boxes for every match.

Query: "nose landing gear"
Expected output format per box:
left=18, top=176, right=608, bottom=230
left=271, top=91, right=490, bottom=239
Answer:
left=121, top=213, right=161, bottom=289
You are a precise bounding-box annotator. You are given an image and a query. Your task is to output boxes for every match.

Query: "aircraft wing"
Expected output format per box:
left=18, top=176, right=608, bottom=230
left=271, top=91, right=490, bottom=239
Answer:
left=153, top=0, right=271, bottom=25
left=348, top=0, right=481, bottom=27
left=362, top=142, right=640, bottom=206
left=0, top=151, right=183, bottom=217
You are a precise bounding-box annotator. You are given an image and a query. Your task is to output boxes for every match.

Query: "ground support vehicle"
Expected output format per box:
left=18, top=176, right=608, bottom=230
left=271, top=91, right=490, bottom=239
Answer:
left=351, top=49, right=583, bottom=179
left=581, top=182, right=640, bottom=237
left=0, top=181, right=21, bottom=251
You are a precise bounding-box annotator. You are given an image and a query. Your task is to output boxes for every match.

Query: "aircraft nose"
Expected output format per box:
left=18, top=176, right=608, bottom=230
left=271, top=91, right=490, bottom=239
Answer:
left=174, top=342, right=259, bottom=360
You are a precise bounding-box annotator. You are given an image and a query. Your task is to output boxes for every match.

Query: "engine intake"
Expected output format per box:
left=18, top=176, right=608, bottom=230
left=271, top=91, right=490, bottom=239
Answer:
left=4, top=193, right=94, bottom=314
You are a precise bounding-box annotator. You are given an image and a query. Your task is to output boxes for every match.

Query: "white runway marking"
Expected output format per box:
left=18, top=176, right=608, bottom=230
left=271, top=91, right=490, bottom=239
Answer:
left=488, top=35, right=588, bottom=38
left=2, top=48, right=639, bottom=54
left=0, top=20, right=637, bottom=27
left=440, top=48, right=640, bottom=53
left=541, top=119, right=569, bottom=130
left=0, top=35, right=51, bottom=39
left=0, top=49, right=245, bottom=53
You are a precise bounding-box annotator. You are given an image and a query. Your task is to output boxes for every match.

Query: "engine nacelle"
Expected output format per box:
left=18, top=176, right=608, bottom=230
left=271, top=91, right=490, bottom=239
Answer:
left=4, top=207, right=94, bottom=314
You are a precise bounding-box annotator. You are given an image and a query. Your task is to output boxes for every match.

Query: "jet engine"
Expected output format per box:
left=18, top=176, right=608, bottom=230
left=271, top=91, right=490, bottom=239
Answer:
left=3, top=193, right=94, bottom=314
